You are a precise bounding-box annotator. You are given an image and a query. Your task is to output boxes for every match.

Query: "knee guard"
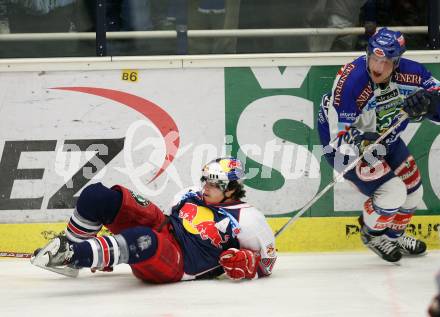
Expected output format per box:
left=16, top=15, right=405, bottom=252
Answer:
left=130, top=228, right=184, bottom=283
left=362, top=177, right=407, bottom=231
left=66, top=183, right=122, bottom=242
left=76, top=182, right=122, bottom=224
left=115, top=226, right=158, bottom=264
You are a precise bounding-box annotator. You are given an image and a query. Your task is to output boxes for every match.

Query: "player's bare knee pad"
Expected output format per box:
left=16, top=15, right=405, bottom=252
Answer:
left=373, top=177, right=407, bottom=210
left=362, top=177, right=407, bottom=231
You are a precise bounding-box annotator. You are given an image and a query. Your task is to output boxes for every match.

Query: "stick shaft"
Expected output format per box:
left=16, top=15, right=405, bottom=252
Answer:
left=0, top=251, right=32, bottom=258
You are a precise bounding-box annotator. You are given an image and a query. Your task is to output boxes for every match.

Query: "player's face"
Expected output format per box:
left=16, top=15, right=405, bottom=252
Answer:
left=202, top=181, right=225, bottom=204
left=368, top=54, right=394, bottom=84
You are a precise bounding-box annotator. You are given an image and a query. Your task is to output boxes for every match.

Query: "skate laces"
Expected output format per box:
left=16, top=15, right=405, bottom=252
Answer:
left=48, top=235, right=74, bottom=266
left=397, top=235, right=417, bottom=251
left=369, top=236, right=396, bottom=255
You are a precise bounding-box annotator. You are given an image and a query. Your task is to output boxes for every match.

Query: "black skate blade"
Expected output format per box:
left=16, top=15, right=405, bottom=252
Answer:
left=366, top=246, right=402, bottom=264
left=401, top=252, right=427, bottom=258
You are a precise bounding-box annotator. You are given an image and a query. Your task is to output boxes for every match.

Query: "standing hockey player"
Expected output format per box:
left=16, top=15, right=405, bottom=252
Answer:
left=317, top=27, right=440, bottom=262
left=31, top=157, right=277, bottom=281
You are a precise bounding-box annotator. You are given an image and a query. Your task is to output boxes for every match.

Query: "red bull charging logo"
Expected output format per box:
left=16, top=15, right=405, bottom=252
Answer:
left=179, top=203, right=229, bottom=248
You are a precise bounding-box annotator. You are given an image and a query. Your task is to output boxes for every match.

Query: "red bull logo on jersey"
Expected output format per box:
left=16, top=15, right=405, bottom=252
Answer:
left=179, top=203, right=229, bottom=248
left=179, top=202, right=198, bottom=223
left=194, top=221, right=229, bottom=248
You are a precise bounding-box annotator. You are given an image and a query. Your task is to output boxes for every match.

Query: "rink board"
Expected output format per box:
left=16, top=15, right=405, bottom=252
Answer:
left=1, top=215, right=439, bottom=255
left=1, top=55, right=440, bottom=257
left=1, top=62, right=440, bottom=223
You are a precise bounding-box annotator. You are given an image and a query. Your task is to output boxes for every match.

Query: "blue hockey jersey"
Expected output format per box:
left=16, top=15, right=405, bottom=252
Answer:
left=318, top=55, right=440, bottom=148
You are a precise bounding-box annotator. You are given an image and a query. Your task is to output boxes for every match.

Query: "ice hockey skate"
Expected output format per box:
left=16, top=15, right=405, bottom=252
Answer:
left=395, top=234, right=427, bottom=256
left=30, top=235, right=79, bottom=278
left=360, top=226, right=402, bottom=263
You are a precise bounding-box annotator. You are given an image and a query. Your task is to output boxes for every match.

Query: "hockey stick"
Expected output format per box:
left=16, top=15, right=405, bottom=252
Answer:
left=274, top=111, right=409, bottom=238
left=0, top=251, right=32, bottom=258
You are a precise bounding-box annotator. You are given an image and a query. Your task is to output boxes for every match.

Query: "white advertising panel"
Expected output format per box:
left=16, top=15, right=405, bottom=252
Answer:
left=0, top=68, right=226, bottom=222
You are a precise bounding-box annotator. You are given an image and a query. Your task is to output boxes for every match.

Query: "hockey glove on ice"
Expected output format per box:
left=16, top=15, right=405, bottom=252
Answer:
left=403, top=89, right=440, bottom=120
left=219, top=248, right=260, bottom=280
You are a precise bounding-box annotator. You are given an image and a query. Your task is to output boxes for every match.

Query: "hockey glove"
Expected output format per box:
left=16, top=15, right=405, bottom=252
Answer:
left=403, top=89, right=440, bottom=120
left=219, top=248, right=260, bottom=280
left=342, top=127, right=387, bottom=158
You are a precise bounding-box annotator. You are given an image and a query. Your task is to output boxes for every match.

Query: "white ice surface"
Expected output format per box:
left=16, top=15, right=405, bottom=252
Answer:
left=1, top=251, right=439, bottom=317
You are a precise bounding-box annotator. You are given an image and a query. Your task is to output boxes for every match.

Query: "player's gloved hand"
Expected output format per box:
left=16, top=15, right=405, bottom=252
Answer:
left=341, top=126, right=362, bottom=149
left=403, top=89, right=440, bottom=120
left=343, top=127, right=388, bottom=157
left=362, top=132, right=390, bottom=161
left=219, top=248, right=260, bottom=280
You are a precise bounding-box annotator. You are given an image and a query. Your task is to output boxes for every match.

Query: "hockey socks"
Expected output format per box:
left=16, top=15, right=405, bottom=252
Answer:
left=71, top=236, right=122, bottom=269
left=71, top=227, right=158, bottom=269
left=362, top=198, right=397, bottom=231
left=66, top=208, right=103, bottom=243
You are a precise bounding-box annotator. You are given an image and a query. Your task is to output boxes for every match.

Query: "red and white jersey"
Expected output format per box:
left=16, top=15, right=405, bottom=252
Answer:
left=222, top=202, right=277, bottom=276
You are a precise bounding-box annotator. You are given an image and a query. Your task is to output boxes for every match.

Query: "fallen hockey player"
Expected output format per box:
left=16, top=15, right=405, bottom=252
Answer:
left=31, top=157, right=277, bottom=282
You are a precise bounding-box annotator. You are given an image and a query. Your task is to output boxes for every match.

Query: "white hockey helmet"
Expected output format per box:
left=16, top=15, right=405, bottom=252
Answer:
left=201, top=157, right=245, bottom=191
